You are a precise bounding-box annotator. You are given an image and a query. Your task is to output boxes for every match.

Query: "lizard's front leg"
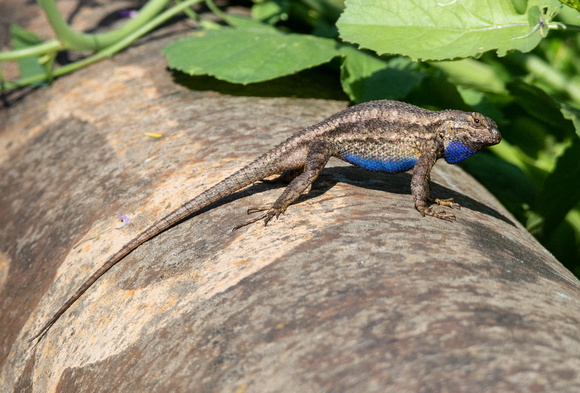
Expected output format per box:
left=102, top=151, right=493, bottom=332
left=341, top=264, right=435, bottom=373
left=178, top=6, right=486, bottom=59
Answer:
left=234, top=142, right=332, bottom=229
left=411, top=152, right=457, bottom=221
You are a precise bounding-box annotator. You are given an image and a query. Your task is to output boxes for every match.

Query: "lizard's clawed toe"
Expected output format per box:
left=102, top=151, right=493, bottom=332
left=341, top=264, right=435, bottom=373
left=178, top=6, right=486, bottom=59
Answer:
left=417, top=205, right=456, bottom=222
left=233, top=206, right=283, bottom=230
left=429, top=197, right=461, bottom=210
left=247, top=207, right=268, bottom=214
left=431, top=210, right=456, bottom=221
left=232, top=213, right=266, bottom=231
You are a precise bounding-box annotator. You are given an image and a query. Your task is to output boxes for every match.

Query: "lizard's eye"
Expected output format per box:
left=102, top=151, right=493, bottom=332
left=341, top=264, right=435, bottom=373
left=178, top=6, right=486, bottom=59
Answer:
left=471, top=113, right=486, bottom=127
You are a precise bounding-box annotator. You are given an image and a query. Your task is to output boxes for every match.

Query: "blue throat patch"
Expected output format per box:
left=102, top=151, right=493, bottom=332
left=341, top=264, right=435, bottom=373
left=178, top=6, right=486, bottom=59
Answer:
left=445, top=141, right=477, bottom=164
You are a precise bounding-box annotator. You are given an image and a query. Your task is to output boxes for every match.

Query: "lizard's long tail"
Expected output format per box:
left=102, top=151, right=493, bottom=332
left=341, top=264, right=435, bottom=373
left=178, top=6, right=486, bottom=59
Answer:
left=29, top=150, right=292, bottom=344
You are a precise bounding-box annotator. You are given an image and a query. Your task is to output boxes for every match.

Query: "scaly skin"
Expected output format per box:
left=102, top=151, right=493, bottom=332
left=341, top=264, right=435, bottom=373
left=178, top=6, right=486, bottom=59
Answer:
left=29, top=100, right=501, bottom=343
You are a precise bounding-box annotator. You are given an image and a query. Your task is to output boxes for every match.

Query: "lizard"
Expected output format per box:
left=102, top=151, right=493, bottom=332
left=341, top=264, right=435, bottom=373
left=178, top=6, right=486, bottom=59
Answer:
left=29, top=99, right=501, bottom=343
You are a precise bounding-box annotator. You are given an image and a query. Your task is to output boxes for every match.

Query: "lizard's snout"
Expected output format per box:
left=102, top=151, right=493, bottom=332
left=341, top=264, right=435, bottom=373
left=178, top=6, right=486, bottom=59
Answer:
left=491, top=128, right=502, bottom=145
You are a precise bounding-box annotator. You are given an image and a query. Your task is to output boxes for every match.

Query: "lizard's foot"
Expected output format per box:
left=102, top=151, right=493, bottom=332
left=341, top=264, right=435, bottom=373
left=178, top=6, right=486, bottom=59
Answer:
left=232, top=207, right=284, bottom=231
left=416, top=204, right=456, bottom=222
left=429, top=197, right=460, bottom=210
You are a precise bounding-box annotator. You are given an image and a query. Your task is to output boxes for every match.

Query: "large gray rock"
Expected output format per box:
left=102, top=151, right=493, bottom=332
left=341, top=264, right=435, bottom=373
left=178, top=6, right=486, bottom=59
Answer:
left=1, top=3, right=580, bottom=393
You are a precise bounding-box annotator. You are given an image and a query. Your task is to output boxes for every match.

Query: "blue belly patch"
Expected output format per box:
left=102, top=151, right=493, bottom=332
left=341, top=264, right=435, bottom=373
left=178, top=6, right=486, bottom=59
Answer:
left=342, top=153, right=418, bottom=173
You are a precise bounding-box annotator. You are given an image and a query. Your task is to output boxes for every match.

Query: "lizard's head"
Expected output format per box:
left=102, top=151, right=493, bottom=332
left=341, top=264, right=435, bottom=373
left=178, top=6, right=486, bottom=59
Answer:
left=440, top=111, right=501, bottom=164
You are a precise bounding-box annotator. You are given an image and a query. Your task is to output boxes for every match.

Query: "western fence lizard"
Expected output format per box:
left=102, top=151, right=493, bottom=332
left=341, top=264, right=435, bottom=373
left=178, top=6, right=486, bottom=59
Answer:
left=29, top=100, right=501, bottom=343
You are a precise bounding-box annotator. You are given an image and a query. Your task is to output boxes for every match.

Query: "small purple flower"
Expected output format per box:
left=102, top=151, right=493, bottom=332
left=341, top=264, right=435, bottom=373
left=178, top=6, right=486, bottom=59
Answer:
left=119, top=9, right=138, bottom=19
left=117, top=214, right=132, bottom=229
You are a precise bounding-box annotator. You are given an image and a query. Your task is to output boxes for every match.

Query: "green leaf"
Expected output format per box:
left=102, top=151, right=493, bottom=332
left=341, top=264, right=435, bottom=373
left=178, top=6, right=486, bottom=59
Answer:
left=456, top=87, right=504, bottom=121
left=498, top=82, right=576, bottom=189
left=339, top=47, right=426, bottom=103
left=512, top=0, right=529, bottom=14
left=528, top=138, right=580, bottom=239
left=462, top=152, right=537, bottom=208
left=221, top=15, right=280, bottom=30
left=163, top=28, right=341, bottom=84
left=560, top=104, right=580, bottom=138
left=404, top=72, right=469, bottom=111
left=336, top=0, right=562, bottom=61
left=429, top=59, right=507, bottom=94
left=543, top=207, right=580, bottom=274
left=507, top=80, right=575, bottom=140
left=558, top=0, right=580, bottom=11
left=252, top=0, right=289, bottom=24
left=10, top=24, right=46, bottom=84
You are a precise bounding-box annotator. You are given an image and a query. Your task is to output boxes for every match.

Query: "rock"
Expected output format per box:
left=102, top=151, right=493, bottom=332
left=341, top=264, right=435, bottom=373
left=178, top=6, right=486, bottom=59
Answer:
left=1, top=2, right=580, bottom=392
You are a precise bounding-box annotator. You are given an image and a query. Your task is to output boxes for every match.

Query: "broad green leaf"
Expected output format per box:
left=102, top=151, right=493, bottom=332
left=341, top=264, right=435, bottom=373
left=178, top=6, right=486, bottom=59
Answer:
left=163, top=28, right=340, bottom=84
left=10, top=24, right=46, bottom=83
left=339, top=47, right=425, bottom=102
left=336, top=0, right=562, bottom=61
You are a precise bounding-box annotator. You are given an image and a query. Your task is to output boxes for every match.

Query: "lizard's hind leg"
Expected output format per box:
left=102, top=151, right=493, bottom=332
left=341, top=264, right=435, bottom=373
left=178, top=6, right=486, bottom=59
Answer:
left=233, top=142, right=332, bottom=230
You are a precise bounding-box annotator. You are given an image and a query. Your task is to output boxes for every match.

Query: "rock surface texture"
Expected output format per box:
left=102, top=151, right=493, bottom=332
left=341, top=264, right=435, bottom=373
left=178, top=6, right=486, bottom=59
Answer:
left=1, top=1, right=580, bottom=392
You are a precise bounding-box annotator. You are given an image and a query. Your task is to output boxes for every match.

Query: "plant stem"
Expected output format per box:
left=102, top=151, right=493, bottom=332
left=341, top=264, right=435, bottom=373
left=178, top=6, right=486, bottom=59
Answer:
left=176, top=0, right=200, bottom=20
left=38, top=0, right=172, bottom=51
left=204, top=0, right=229, bottom=21
left=0, top=40, right=62, bottom=61
left=3, top=0, right=204, bottom=89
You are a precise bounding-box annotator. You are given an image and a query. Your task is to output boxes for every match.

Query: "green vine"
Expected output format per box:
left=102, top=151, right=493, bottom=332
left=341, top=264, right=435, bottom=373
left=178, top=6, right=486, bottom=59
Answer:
left=0, top=0, right=202, bottom=90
